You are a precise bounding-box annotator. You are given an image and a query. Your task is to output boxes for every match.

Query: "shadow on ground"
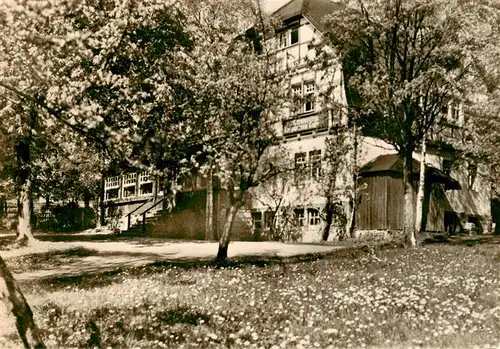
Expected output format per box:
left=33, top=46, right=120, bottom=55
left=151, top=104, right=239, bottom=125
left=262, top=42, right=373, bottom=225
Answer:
left=0, top=232, right=214, bottom=250
left=423, top=234, right=500, bottom=246
left=18, top=241, right=404, bottom=291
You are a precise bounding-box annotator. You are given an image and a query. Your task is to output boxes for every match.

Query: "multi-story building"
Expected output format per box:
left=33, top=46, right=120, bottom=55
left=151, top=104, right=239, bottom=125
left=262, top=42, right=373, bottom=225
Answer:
left=103, top=0, right=492, bottom=241
left=247, top=0, right=492, bottom=241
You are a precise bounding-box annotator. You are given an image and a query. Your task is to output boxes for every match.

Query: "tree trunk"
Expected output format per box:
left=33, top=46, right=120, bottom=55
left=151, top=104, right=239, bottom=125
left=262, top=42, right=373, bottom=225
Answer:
left=16, top=179, right=35, bottom=246
left=94, top=197, right=102, bottom=229
left=205, top=173, right=214, bottom=240
left=348, top=198, right=356, bottom=238
left=402, top=151, right=416, bottom=247
left=98, top=180, right=105, bottom=227
left=29, top=195, right=35, bottom=230
left=0, top=256, right=45, bottom=348
left=15, top=107, right=37, bottom=246
left=348, top=125, right=358, bottom=238
left=322, top=198, right=333, bottom=241
left=216, top=203, right=241, bottom=263
left=83, top=190, right=91, bottom=229
left=415, top=134, right=426, bottom=233
left=83, top=191, right=90, bottom=210
left=163, top=180, right=177, bottom=213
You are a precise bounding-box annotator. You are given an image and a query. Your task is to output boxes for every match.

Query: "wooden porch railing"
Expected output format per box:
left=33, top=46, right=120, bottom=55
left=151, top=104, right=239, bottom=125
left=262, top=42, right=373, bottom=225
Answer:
left=104, top=171, right=155, bottom=202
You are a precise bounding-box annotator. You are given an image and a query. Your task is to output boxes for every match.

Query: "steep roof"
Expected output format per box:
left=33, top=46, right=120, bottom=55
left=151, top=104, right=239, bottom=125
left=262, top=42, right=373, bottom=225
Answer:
left=272, top=0, right=342, bottom=31
left=359, top=154, right=461, bottom=190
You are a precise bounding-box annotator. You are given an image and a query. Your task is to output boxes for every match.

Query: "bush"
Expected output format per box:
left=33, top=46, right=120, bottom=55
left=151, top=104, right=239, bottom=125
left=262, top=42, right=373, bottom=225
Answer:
left=37, top=203, right=96, bottom=232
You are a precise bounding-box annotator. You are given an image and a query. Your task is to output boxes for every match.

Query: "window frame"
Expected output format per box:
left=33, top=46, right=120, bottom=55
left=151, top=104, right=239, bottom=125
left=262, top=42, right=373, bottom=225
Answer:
left=290, top=81, right=316, bottom=115
left=308, top=208, right=321, bottom=226
left=468, top=162, right=478, bottom=189
left=295, top=152, right=307, bottom=169
left=303, top=81, right=315, bottom=113
left=290, top=26, right=299, bottom=45
left=294, top=208, right=305, bottom=227
left=279, top=32, right=288, bottom=48
left=279, top=22, right=300, bottom=48
left=252, top=211, right=263, bottom=232
left=309, top=150, right=322, bottom=180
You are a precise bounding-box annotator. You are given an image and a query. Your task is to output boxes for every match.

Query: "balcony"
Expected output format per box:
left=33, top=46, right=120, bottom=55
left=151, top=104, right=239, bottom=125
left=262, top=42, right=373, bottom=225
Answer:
left=429, top=121, right=462, bottom=148
left=104, top=171, right=157, bottom=203
left=283, top=111, right=328, bottom=137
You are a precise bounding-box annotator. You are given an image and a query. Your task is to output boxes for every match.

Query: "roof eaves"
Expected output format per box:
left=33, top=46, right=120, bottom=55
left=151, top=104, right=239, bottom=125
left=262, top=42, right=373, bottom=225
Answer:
left=302, top=13, right=323, bottom=32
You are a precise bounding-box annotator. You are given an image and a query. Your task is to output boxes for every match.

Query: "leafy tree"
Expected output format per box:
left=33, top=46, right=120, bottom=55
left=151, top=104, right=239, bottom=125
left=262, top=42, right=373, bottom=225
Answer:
left=0, top=0, right=196, bottom=243
left=455, top=0, right=500, bottom=233
left=0, top=0, right=194, bottom=342
left=321, top=0, right=467, bottom=245
left=318, top=126, right=360, bottom=241
left=0, top=256, right=45, bottom=348
left=181, top=0, right=289, bottom=262
left=460, top=1, right=500, bottom=195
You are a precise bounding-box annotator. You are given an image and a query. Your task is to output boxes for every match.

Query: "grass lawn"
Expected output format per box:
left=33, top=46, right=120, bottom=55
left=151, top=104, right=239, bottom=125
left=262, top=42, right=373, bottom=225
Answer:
left=3, top=241, right=500, bottom=348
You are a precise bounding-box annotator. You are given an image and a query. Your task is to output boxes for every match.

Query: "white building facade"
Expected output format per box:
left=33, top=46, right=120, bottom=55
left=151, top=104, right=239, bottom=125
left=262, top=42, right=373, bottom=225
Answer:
left=247, top=0, right=492, bottom=242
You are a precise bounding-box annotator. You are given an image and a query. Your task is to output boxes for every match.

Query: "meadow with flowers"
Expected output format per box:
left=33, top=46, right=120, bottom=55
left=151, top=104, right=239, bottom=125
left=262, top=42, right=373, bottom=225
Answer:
left=3, top=241, right=500, bottom=348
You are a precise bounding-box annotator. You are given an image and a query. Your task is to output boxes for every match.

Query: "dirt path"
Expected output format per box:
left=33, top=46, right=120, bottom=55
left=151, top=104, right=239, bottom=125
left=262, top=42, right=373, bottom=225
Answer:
left=2, top=240, right=343, bottom=282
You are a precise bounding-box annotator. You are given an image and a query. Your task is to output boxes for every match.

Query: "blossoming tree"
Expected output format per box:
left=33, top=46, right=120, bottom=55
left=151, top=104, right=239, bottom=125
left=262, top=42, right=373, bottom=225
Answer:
left=181, top=0, right=289, bottom=262
left=321, top=0, right=467, bottom=246
left=0, top=0, right=194, bottom=343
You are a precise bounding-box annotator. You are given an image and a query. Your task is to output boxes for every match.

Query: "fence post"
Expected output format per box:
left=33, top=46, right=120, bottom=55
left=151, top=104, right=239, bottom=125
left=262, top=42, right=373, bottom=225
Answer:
left=142, top=212, right=146, bottom=235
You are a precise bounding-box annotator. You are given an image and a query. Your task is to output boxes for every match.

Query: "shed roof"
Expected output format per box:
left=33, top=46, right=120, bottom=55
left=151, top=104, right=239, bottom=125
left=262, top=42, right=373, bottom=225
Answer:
left=272, top=0, right=341, bottom=31
left=360, top=154, right=461, bottom=190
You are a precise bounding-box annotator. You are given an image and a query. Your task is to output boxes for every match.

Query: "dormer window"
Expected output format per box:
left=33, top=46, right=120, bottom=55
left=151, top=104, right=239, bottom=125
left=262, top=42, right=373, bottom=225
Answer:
left=290, top=27, right=299, bottom=45
left=279, top=22, right=300, bottom=48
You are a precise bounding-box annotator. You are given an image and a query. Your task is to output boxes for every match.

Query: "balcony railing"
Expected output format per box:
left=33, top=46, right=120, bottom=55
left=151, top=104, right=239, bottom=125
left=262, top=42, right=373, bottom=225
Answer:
left=104, top=171, right=156, bottom=202
left=283, top=111, right=328, bottom=136
left=430, top=121, right=462, bottom=146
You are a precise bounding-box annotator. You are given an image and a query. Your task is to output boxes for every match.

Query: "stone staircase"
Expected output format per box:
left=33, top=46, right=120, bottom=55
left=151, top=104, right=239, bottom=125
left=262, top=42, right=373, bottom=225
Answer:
left=119, top=196, right=167, bottom=236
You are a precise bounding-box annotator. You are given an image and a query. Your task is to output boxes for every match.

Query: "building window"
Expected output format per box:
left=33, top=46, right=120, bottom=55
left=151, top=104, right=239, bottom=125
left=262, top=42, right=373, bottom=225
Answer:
left=295, top=152, right=306, bottom=169
left=123, top=186, right=136, bottom=198
left=291, top=84, right=302, bottom=96
left=304, top=82, right=315, bottom=112
left=252, top=212, right=262, bottom=232
left=294, top=152, right=307, bottom=180
left=443, top=101, right=461, bottom=123
left=279, top=24, right=299, bottom=48
left=290, top=82, right=316, bottom=115
left=308, top=208, right=321, bottom=225
left=291, top=84, right=302, bottom=113
left=106, top=188, right=119, bottom=200
left=309, top=150, right=322, bottom=179
left=468, top=162, right=477, bottom=189
left=450, top=103, right=460, bottom=122
left=290, top=27, right=299, bottom=45
left=304, top=81, right=315, bottom=94
left=443, top=159, right=453, bottom=175
left=294, top=208, right=305, bottom=226
left=139, top=182, right=153, bottom=196
left=279, top=33, right=288, bottom=48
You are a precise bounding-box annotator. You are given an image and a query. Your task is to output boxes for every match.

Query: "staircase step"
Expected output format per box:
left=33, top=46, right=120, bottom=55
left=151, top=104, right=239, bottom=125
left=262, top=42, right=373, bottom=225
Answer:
left=122, top=199, right=168, bottom=234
